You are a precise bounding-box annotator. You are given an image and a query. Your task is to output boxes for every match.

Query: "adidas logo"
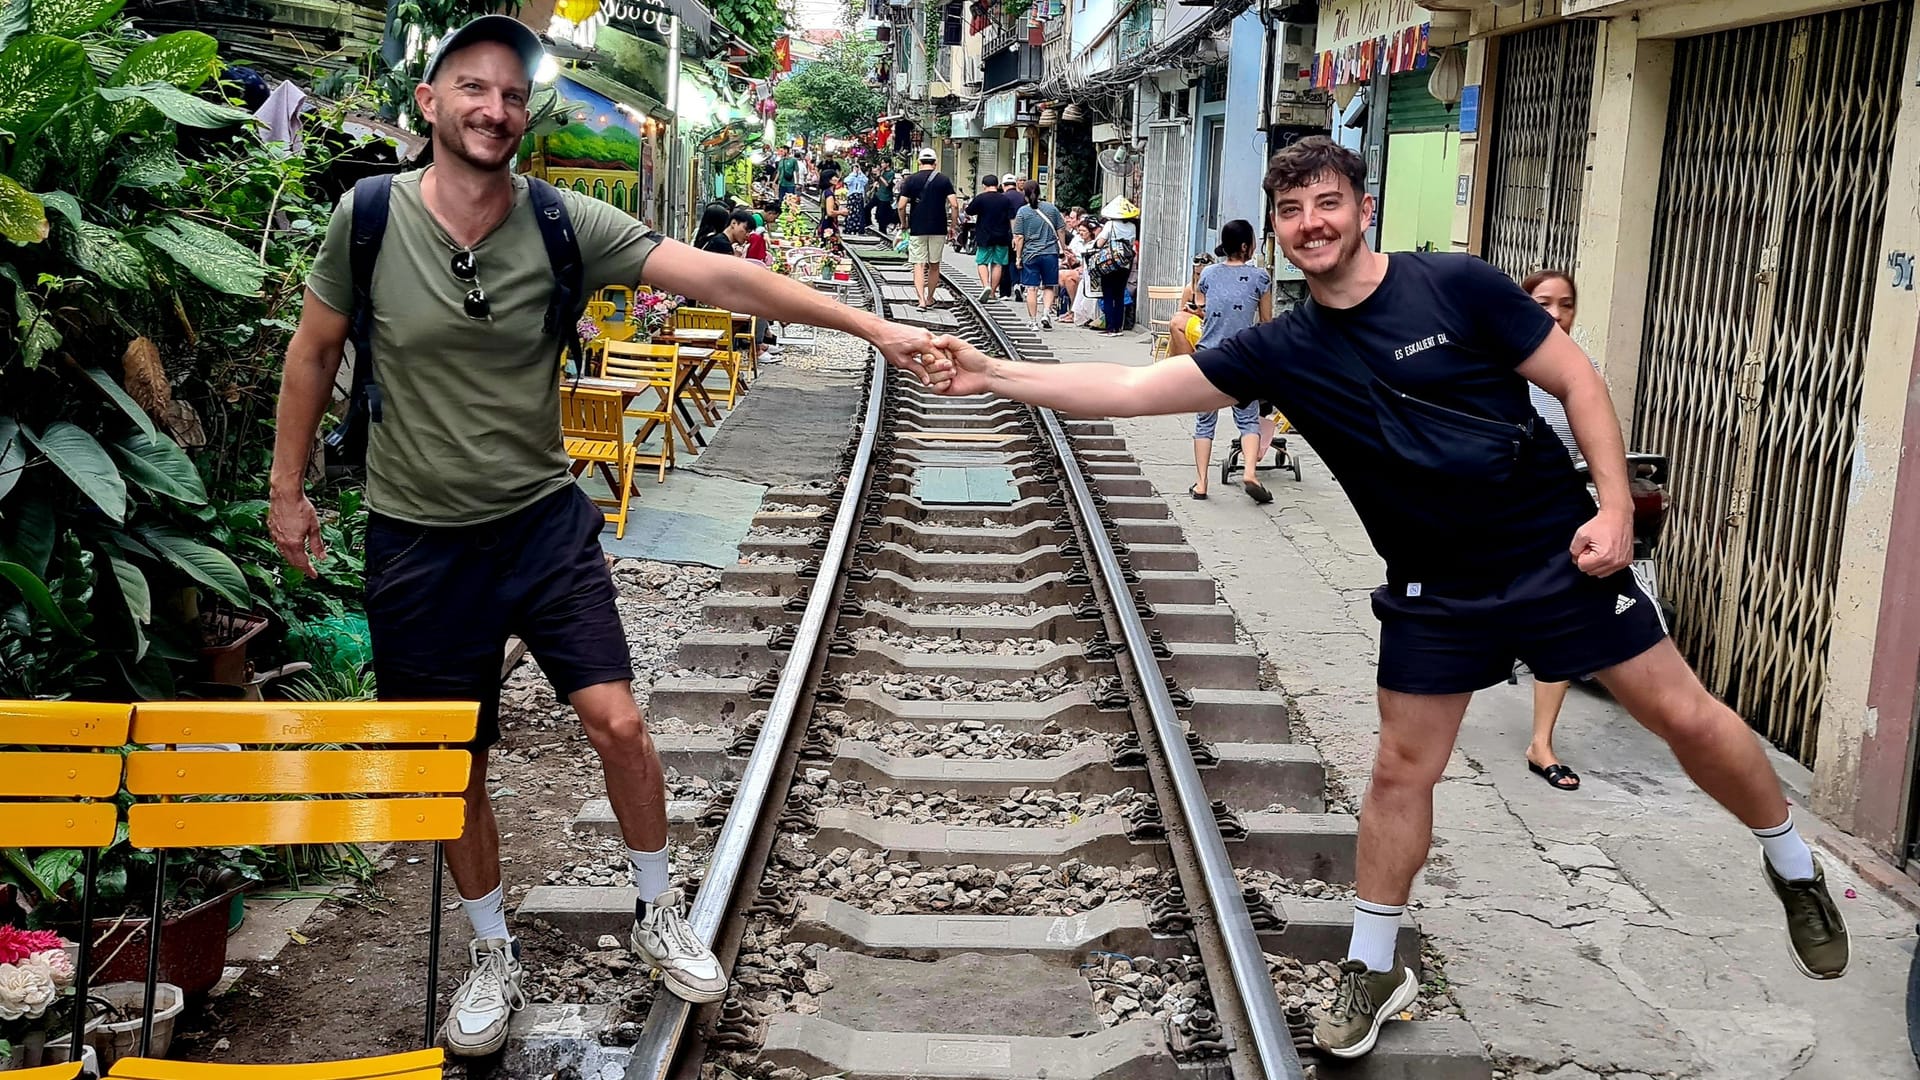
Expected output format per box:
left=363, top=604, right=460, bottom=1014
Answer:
left=1615, top=595, right=1637, bottom=615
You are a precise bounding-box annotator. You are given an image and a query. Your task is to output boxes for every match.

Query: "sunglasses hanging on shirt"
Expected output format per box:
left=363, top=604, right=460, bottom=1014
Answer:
left=449, top=249, right=491, bottom=320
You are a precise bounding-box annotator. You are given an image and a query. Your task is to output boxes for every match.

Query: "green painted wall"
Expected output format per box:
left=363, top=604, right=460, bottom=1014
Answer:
left=1380, top=130, right=1461, bottom=254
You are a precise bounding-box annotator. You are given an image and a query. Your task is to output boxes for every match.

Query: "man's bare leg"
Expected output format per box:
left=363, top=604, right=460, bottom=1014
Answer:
left=572, top=679, right=669, bottom=853
left=447, top=753, right=503, bottom=903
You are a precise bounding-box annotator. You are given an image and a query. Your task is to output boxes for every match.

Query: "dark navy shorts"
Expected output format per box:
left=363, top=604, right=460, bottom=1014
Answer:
left=366, top=484, right=633, bottom=748
left=1372, top=552, right=1667, bottom=695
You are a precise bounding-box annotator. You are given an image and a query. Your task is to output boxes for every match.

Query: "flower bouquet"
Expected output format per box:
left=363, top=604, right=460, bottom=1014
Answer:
left=631, top=291, right=684, bottom=337
left=0, top=926, right=78, bottom=1067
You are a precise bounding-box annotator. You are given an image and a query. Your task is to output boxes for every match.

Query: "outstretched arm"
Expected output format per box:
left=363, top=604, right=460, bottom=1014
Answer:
left=929, top=335, right=1232, bottom=417
left=643, top=238, right=941, bottom=384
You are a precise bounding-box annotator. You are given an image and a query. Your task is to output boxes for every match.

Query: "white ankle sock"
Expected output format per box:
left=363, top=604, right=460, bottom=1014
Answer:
left=1347, top=899, right=1404, bottom=973
left=460, top=883, right=511, bottom=943
left=628, top=842, right=671, bottom=901
left=1755, top=816, right=1816, bottom=881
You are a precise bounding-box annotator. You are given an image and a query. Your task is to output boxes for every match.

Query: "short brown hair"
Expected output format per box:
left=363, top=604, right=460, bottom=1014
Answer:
left=1263, top=136, right=1367, bottom=200
left=1520, top=269, right=1577, bottom=303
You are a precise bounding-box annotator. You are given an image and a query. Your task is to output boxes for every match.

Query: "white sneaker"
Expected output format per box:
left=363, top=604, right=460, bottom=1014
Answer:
left=630, top=888, right=726, bottom=1003
left=1041, top=312, right=1054, bottom=330
left=443, top=938, right=526, bottom=1057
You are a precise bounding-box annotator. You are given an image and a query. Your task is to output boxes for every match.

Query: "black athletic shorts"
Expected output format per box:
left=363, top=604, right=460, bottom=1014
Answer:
left=365, top=484, right=633, bottom=747
left=1372, top=551, right=1667, bottom=695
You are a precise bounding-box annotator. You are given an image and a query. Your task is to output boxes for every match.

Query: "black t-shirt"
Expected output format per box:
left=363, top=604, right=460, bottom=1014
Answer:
left=697, top=232, right=735, bottom=255
left=897, top=169, right=956, bottom=236
left=1193, top=253, right=1593, bottom=592
left=965, top=190, right=1016, bottom=246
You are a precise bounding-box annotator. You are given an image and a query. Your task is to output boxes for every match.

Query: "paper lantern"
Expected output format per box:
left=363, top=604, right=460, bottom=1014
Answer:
left=1427, top=46, right=1466, bottom=106
left=555, top=0, right=600, bottom=23
left=1333, top=80, right=1359, bottom=111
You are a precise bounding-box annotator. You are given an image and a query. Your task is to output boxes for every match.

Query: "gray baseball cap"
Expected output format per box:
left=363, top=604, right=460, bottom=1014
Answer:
left=423, top=15, right=545, bottom=85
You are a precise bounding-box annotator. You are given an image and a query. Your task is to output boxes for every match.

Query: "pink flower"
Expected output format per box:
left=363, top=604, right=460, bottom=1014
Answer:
left=0, top=927, right=67, bottom=967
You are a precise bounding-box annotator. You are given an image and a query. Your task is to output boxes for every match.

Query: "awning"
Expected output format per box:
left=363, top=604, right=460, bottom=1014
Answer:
left=563, top=65, right=671, bottom=121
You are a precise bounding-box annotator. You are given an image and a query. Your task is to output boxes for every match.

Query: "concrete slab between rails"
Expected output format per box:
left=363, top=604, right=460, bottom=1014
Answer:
left=862, top=542, right=1074, bottom=581
left=1113, top=520, right=1185, bottom=545
left=1101, top=496, right=1171, bottom=521
left=693, top=595, right=1238, bottom=646
left=570, top=799, right=708, bottom=841
left=872, top=518, right=1065, bottom=555
left=1091, top=476, right=1155, bottom=499
left=1119, top=543, right=1200, bottom=573
left=789, top=895, right=1417, bottom=969
left=1318, top=1019, right=1493, bottom=1080
left=499, top=1004, right=629, bottom=1080
left=811, top=809, right=1356, bottom=880
left=516, top=885, right=640, bottom=945
left=673, top=631, right=1113, bottom=681
left=761, top=1014, right=1176, bottom=1080
left=1190, top=688, right=1293, bottom=742
left=1162, top=641, right=1261, bottom=689
left=651, top=732, right=733, bottom=780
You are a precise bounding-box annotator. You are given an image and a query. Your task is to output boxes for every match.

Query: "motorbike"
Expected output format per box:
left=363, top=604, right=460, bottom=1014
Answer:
left=1574, top=451, right=1675, bottom=632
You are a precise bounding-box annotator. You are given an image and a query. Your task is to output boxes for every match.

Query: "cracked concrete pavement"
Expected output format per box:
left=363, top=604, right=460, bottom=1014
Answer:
left=1033, top=323, right=1919, bottom=1079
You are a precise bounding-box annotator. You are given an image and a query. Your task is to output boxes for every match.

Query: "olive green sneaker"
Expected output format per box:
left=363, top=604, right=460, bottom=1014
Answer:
left=1763, top=855, right=1849, bottom=979
left=1310, top=960, right=1419, bottom=1059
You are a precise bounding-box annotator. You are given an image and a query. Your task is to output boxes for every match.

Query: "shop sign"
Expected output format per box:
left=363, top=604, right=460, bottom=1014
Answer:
left=1312, top=0, right=1430, bottom=88
left=984, top=90, right=1020, bottom=128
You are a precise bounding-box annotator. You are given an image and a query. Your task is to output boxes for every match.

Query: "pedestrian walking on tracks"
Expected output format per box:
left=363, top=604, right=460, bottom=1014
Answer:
left=922, top=134, right=1848, bottom=1062
left=897, top=147, right=958, bottom=309
left=965, top=174, right=1016, bottom=302
left=1184, top=221, right=1273, bottom=503
left=266, top=15, right=944, bottom=1059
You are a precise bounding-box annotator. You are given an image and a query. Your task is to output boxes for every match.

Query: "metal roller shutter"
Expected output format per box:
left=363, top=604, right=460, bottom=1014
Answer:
left=1480, top=21, right=1598, bottom=280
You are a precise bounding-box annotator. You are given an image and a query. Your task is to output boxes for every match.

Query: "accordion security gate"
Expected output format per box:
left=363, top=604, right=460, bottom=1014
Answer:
left=1480, top=20, right=1599, bottom=281
left=1633, top=0, right=1910, bottom=764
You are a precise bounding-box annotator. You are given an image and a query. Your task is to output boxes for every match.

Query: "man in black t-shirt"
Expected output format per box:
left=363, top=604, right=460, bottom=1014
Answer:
left=896, top=147, right=959, bottom=309
left=924, top=136, right=1848, bottom=1060
left=965, top=175, right=1016, bottom=303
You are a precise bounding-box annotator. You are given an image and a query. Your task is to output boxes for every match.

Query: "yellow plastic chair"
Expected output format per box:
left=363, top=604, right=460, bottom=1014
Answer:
left=560, top=385, right=641, bottom=536
left=586, top=298, right=635, bottom=345
left=116, top=700, right=477, bottom=1067
left=0, top=700, right=133, bottom=1059
left=673, top=306, right=743, bottom=411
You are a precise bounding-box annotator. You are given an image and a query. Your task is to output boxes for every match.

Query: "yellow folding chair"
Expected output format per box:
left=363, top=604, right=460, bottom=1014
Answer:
left=0, top=700, right=133, bottom=1061
left=1145, top=285, right=1185, bottom=359
left=585, top=298, right=635, bottom=346
left=560, top=385, right=640, bottom=536
left=117, top=700, right=477, bottom=1069
left=601, top=340, right=686, bottom=476
left=673, top=306, right=743, bottom=411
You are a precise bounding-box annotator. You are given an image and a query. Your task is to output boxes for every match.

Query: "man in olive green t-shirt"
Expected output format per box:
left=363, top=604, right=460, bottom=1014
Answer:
left=267, top=15, right=944, bottom=1057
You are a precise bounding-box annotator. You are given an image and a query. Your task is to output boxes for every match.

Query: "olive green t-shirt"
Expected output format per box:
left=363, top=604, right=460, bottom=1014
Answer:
left=308, top=170, right=660, bottom=525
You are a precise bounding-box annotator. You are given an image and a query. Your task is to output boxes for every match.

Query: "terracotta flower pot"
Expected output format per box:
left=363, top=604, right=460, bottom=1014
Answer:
left=87, top=888, right=240, bottom=999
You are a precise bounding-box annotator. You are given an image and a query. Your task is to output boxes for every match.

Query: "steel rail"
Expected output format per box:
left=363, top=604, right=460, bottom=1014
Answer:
left=956, top=288, right=1308, bottom=1080
left=625, top=245, right=891, bottom=1080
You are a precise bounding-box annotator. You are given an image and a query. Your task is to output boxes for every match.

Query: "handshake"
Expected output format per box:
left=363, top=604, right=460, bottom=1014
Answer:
left=872, top=328, right=993, bottom=397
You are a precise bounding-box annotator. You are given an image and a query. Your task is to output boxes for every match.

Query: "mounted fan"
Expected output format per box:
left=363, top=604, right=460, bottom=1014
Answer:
left=1096, top=144, right=1145, bottom=179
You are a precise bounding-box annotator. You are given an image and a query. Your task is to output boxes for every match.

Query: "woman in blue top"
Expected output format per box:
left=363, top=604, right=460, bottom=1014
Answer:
left=1189, top=219, right=1274, bottom=502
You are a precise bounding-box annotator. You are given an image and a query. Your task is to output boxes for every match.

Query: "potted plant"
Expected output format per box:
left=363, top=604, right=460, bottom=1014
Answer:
left=0, top=926, right=81, bottom=1069
left=2, top=843, right=257, bottom=1002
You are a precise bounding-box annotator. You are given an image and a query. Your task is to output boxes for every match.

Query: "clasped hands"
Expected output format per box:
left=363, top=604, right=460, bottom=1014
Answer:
left=872, top=327, right=992, bottom=397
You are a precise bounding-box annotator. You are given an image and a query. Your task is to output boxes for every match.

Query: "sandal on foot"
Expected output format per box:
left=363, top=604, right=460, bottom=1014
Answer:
left=1528, top=760, right=1581, bottom=791
left=1189, top=484, right=1208, bottom=500
left=1244, top=481, right=1273, bottom=504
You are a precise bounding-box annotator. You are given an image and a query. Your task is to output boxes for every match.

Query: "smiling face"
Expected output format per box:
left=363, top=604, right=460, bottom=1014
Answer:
left=1529, top=275, right=1577, bottom=334
left=1268, top=170, right=1374, bottom=279
left=417, top=41, right=530, bottom=173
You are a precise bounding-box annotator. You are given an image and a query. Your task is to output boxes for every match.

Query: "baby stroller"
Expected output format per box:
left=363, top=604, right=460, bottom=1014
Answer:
left=1221, top=403, right=1303, bottom=485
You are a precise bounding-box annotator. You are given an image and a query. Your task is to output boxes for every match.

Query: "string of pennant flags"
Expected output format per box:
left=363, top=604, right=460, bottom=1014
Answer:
left=1312, top=22, right=1431, bottom=89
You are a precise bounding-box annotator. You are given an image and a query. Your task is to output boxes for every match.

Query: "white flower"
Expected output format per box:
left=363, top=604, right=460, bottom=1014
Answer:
left=0, top=961, right=56, bottom=1021
left=22, top=949, right=75, bottom=990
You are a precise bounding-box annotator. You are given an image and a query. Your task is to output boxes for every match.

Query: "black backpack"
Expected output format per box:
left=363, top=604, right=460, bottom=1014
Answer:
left=323, top=173, right=587, bottom=476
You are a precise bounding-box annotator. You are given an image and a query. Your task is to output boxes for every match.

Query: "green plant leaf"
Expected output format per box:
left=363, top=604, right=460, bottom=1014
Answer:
left=0, top=172, right=49, bottom=244
left=109, top=31, right=219, bottom=90
left=20, top=421, right=126, bottom=523
left=4, top=272, right=61, bottom=368
left=61, top=220, right=148, bottom=290
left=0, top=560, right=75, bottom=631
left=111, top=429, right=206, bottom=505
left=99, top=82, right=251, bottom=129
left=107, top=550, right=150, bottom=623
left=141, top=218, right=264, bottom=296
left=82, top=367, right=159, bottom=440
left=29, top=0, right=125, bottom=36
left=36, top=189, right=82, bottom=227
left=46, top=94, right=110, bottom=197
left=0, top=415, right=23, bottom=504
left=0, top=35, right=89, bottom=143
left=0, top=484, right=53, bottom=576
left=132, top=522, right=247, bottom=605
left=31, top=847, right=82, bottom=891
left=114, top=144, right=186, bottom=189
left=0, top=0, right=29, bottom=51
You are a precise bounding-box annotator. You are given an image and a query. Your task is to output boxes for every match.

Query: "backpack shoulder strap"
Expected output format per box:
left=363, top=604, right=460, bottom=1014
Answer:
left=348, top=174, right=393, bottom=420
left=526, top=177, right=586, bottom=349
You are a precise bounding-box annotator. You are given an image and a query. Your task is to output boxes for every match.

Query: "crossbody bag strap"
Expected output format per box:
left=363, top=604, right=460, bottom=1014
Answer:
left=348, top=174, right=395, bottom=421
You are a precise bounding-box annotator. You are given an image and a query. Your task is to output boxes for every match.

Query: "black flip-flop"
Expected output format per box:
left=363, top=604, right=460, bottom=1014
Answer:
left=1529, top=760, right=1581, bottom=791
left=1244, top=481, right=1273, bottom=504
left=1189, top=484, right=1208, bottom=500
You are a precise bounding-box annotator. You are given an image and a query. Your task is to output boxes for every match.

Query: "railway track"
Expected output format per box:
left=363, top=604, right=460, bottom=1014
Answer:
left=510, top=231, right=1491, bottom=1080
